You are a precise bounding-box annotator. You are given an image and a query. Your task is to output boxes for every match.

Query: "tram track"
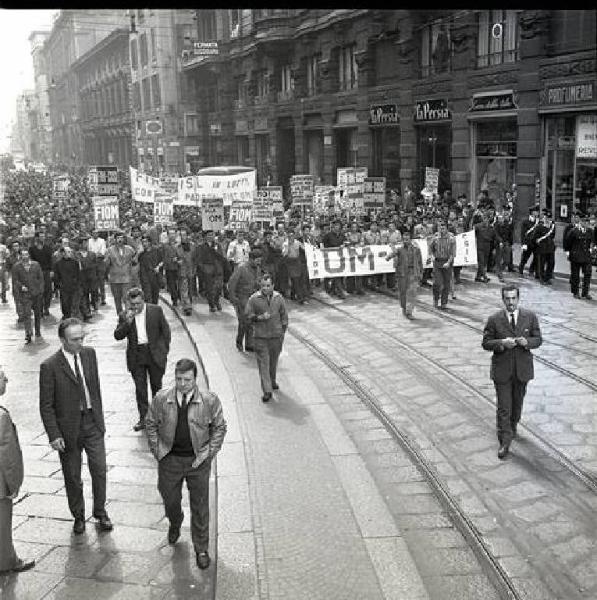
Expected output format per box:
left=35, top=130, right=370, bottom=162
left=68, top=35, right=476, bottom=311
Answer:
left=308, top=293, right=597, bottom=493
left=289, top=293, right=597, bottom=599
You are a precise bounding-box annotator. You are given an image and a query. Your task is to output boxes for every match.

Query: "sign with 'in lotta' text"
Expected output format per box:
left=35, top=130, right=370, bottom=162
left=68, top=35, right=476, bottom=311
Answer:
left=93, top=196, right=119, bottom=230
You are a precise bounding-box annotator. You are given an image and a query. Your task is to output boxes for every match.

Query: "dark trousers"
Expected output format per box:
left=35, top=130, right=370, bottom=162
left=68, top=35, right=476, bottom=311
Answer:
left=60, top=288, right=79, bottom=319
left=96, top=262, right=106, bottom=303
left=494, top=243, right=512, bottom=278
left=18, top=294, right=42, bottom=336
left=202, top=272, right=223, bottom=308
left=432, top=262, right=451, bottom=306
left=536, top=252, right=555, bottom=282
left=158, top=454, right=211, bottom=553
left=110, top=282, right=129, bottom=315
left=275, top=260, right=289, bottom=296
left=476, top=245, right=490, bottom=279
left=42, top=270, right=52, bottom=312
left=140, top=272, right=160, bottom=305
left=570, top=261, right=592, bottom=296
left=165, top=270, right=180, bottom=304
left=453, top=266, right=462, bottom=283
left=254, top=336, right=283, bottom=394
left=79, top=284, right=96, bottom=318
left=59, top=410, right=107, bottom=520
left=234, top=299, right=253, bottom=349
left=346, top=275, right=364, bottom=294
left=494, top=379, right=527, bottom=446
left=131, top=345, right=164, bottom=420
left=518, top=247, right=535, bottom=274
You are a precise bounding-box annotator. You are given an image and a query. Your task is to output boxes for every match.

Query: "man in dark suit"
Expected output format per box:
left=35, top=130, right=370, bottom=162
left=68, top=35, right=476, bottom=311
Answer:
left=39, top=318, right=113, bottom=534
left=12, top=248, right=44, bottom=343
left=114, top=287, right=171, bottom=431
left=482, top=285, right=542, bottom=459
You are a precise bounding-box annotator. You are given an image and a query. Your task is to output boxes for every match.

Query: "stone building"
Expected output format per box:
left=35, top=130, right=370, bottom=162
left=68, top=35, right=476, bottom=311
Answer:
left=29, top=31, right=52, bottom=164
left=128, top=9, right=196, bottom=175
left=182, top=9, right=596, bottom=234
left=72, top=28, right=133, bottom=170
left=14, top=90, right=38, bottom=161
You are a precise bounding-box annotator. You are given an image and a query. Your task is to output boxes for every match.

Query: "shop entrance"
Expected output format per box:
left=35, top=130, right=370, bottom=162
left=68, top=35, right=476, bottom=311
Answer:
left=334, top=127, right=358, bottom=175
left=416, top=125, right=451, bottom=194
left=304, top=129, right=323, bottom=182
left=277, top=123, right=295, bottom=195
left=474, top=118, right=517, bottom=205
left=371, top=127, right=401, bottom=192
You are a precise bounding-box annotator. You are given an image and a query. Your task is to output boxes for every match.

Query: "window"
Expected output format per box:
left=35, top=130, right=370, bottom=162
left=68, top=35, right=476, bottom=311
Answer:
left=421, top=18, right=452, bottom=77
left=151, top=74, right=160, bottom=108
left=307, top=54, right=320, bottom=96
left=130, top=39, right=138, bottom=70
left=150, top=28, right=157, bottom=61
left=338, top=45, right=358, bottom=91
left=280, top=64, right=294, bottom=93
left=139, top=33, right=148, bottom=67
left=256, top=70, right=270, bottom=98
left=236, top=78, right=248, bottom=107
left=206, top=83, right=218, bottom=112
left=185, top=113, right=200, bottom=136
left=137, top=10, right=144, bottom=24
left=132, top=82, right=141, bottom=111
left=230, top=9, right=240, bottom=38
left=236, top=136, right=249, bottom=164
left=142, top=77, right=151, bottom=110
left=477, top=10, right=518, bottom=67
left=199, top=11, right=217, bottom=42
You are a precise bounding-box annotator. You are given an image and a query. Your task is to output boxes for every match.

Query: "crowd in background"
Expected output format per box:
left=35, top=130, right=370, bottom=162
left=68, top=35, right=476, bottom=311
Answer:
left=1, top=166, right=595, bottom=341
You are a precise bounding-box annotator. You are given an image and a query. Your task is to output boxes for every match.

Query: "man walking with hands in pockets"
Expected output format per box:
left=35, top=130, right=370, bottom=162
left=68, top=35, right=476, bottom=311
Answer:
left=245, top=273, right=288, bottom=402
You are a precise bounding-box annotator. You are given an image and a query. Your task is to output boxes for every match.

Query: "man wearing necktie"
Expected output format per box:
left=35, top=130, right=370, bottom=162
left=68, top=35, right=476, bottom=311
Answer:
left=114, top=287, right=171, bottom=431
left=39, top=318, right=112, bottom=534
left=146, top=358, right=227, bottom=571
left=482, top=285, right=542, bottom=459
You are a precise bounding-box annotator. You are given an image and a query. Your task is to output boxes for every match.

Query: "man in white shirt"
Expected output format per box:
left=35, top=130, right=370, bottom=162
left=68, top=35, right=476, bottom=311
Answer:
left=226, top=230, right=251, bottom=267
left=88, top=230, right=107, bottom=306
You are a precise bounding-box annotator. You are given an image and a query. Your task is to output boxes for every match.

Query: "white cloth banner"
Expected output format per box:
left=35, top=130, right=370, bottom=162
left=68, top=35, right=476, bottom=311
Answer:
left=305, top=232, right=477, bottom=279
left=177, top=171, right=256, bottom=206
left=130, top=166, right=160, bottom=203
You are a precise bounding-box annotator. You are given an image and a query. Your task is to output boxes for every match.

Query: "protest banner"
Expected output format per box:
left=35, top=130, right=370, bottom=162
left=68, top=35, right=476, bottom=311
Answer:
left=424, top=167, right=439, bottom=196
left=153, top=192, right=174, bottom=226
left=258, top=186, right=284, bottom=219
left=93, top=196, right=119, bottom=230
left=314, top=186, right=335, bottom=214
left=363, top=177, right=386, bottom=209
left=130, top=166, right=159, bottom=203
left=177, top=171, right=256, bottom=206
left=355, top=167, right=368, bottom=184
left=305, top=244, right=395, bottom=279
left=89, top=166, right=119, bottom=196
left=290, top=174, right=314, bottom=208
left=52, top=176, right=69, bottom=200
left=228, top=200, right=253, bottom=231
left=454, top=230, right=477, bottom=266
left=346, top=183, right=365, bottom=215
left=201, top=197, right=225, bottom=231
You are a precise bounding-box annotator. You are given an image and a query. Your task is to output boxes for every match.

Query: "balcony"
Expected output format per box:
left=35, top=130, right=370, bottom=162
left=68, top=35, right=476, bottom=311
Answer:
left=277, top=89, right=295, bottom=103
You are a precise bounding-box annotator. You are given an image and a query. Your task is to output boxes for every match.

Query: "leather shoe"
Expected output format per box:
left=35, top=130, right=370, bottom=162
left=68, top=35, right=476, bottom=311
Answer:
left=73, top=518, right=86, bottom=534
left=262, top=392, right=272, bottom=403
left=272, top=383, right=279, bottom=390
left=196, top=551, right=210, bottom=570
left=168, top=521, right=181, bottom=544
left=133, top=419, right=146, bottom=431
left=582, top=294, right=593, bottom=300
left=0, top=557, right=36, bottom=575
left=497, top=444, right=510, bottom=460
left=97, top=515, right=113, bottom=531
left=236, top=342, right=243, bottom=352
left=245, top=346, right=255, bottom=352
left=511, top=424, right=517, bottom=439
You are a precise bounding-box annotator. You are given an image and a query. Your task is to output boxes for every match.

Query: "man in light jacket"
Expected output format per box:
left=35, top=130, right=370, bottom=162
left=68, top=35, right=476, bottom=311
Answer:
left=145, top=358, right=227, bottom=571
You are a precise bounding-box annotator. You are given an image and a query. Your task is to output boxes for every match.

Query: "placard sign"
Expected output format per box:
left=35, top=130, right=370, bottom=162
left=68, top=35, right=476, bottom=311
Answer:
left=314, top=186, right=335, bottom=214
left=93, top=196, right=119, bottom=230
left=252, top=196, right=274, bottom=223
left=228, top=200, right=252, bottom=231
left=52, top=176, right=70, bottom=200
left=130, top=166, right=159, bottom=202
left=290, top=175, right=314, bottom=208
left=576, top=114, right=597, bottom=159
left=89, top=166, right=119, bottom=196
left=424, top=167, right=439, bottom=195
left=258, top=186, right=284, bottom=217
left=363, top=177, right=386, bottom=209
left=153, top=193, right=174, bottom=225
left=201, top=197, right=225, bottom=231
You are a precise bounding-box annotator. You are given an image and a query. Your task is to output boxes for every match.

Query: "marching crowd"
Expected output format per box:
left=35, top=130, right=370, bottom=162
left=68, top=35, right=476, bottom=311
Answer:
left=1, top=169, right=596, bottom=343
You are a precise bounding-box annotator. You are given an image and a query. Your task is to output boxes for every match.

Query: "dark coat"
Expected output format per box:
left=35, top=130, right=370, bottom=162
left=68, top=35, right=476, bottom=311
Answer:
left=564, top=226, right=593, bottom=264
left=54, top=257, right=81, bottom=292
left=113, top=303, right=171, bottom=372
left=39, top=347, right=106, bottom=447
left=11, top=260, right=44, bottom=297
left=482, top=308, right=542, bottom=384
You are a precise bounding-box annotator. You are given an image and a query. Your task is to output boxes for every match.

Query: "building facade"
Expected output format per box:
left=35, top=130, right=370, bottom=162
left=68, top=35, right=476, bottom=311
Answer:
left=72, top=28, right=133, bottom=170
left=128, top=9, right=196, bottom=175
left=181, top=9, right=595, bottom=232
left=14, top=90, right=39, bottom=161
left=29, top=31, right=52, bottom=164
left=43, top=9, right=128, bottom=166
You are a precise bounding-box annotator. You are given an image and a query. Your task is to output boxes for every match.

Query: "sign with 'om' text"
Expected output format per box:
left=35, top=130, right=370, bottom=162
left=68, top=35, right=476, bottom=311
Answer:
left=201, top=197, right=225, bottom=231
left=153, top=193, right=174, bottom=225
left=93, top=196, right=119, bottom=230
